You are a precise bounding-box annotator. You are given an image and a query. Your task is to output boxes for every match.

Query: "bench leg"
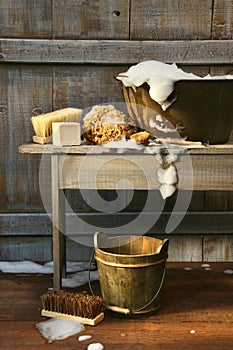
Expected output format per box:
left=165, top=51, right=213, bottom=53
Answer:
left=51, top=155, right=66, bottom=289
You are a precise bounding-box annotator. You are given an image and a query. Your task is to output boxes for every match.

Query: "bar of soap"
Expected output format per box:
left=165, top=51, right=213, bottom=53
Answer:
left=52, top=122, right=81, bottom=146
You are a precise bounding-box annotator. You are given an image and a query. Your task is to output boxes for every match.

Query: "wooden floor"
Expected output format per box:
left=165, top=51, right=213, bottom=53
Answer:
left=0, top=262, right=233, bottom=350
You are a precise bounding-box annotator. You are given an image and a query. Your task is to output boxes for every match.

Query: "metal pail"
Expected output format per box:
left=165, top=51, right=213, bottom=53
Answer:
left=121, top=80, right=233, bottom=144
left=94, top=232, right=169, bottom=315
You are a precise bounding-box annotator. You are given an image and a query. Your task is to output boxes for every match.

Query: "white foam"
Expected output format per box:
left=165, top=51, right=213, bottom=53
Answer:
left=0, top=260, right=99, bottom=288
left=78, top=335, right=92, bottom=342
left=0, top=260, right=95, bottom=274
left=35, top=318, right=84, bottom=343
left=116, top=60, right=233, bottom=110
left=157, top=164, right=177, bottom=185
left=87, top=343, right=104, bottom=350
left=103, top=138, right=143, bottom=150
left=159, top=184, right=176, bottom=199
left=62, top=270, right=99, bottom=288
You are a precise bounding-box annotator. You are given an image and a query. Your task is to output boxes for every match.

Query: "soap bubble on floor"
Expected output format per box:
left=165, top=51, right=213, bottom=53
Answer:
left=35, top=318, right=84, bottom=343
left=87, top=343, right=104, bottom=350
left=201, top=263, right=210, bottom=268
left=78, top=335, right=92, bottom=342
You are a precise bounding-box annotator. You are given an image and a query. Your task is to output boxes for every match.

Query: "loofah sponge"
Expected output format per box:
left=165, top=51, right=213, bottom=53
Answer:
left=82, top=104, right=137, bottom=145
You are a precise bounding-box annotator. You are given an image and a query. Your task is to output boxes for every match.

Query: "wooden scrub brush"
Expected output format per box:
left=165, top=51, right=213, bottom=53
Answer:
left=41, top=289, right=104, bottom=326
left=31, top=108, right=82, bottom=144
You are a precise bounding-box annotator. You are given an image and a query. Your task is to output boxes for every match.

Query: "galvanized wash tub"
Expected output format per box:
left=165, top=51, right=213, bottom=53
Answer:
left=121, top=79, right=233, bottom=144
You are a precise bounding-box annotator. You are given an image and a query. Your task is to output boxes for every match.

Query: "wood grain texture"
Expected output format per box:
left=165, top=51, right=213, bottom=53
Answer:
left=59, top=154, right=160, bottom=190
left=18, top=144, right=233, bottom=191
left=1, top=230, right=233, bottom=262
left=0, top=235, right=94, bottom=262
left=18, top=143, right=233, bottom=154
left=203, top=235, right=233, bottom=261
left=53, top=65, right=125, bottom=109
left=179, top=154, right=233, bottom=191
left=0, top=65, right=53, bottom=212
left=1, top=211, right=233, bottom=236
left=204, top=191, right=229, bottom=211
left=0, top=0, right=52, bottom=38
left=130, top=0, right=213, bottom=40
left=0, top=236, right=53, bottom=262
left=1, top=0, right=233, bottom=263
left=0, top=263, right=233, bottom=349
left=53, top=0, right=130, bottom=39
left=165, top=235, right=203, bottom=261
left=2, top=39, right=233, bottom=64
left=51, top=155, right=66, bottom=287
left=212, top=0, right=233, bottom=39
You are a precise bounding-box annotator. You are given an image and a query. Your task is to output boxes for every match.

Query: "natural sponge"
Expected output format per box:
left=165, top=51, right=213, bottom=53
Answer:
left=82, top=104, right=137, bottom=145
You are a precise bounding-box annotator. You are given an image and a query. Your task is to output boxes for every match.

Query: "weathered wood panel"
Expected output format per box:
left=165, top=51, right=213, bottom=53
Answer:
left=1, top=39, right=233, bottom=64
left=1, top=0, right=233, bottom=263
left=18, top=143, right=233, bottom=155
left=165, top=235, right=203, bottom=262
left=205, top=191, right=229, bottom=211
left=0, top=65, right=53, bottom=212
left=183, top=154, right=233, bottom=191
left=204, top=235, right=233, bottom=261
left=0, top=236, right=93, bottom=262
left=212, top=0, right=233, bottom=39
left=0, top=234, right=204, bottom=262
left=0, top=236, right=52, bottom=262
left=53, top=65, right=125, bottom=109
left=0, top=65, right=8, bottom=207
left=227, top=192, right=233, bottom=210
left=1, top=211, right=233, bottom=236
left=1, top=0, right=233, bottom=42
left=57, top=153, right=233, bottom=191
left=53, top=0, right=130, bottom=39
left=0, top=0, right=52, bottom=38
left=1, top=233, right=232, bottom=262
left=1, top=211, right=233, bottom=262
left=1, top=264, right=233, bottom=350
left=130, top=0, right=213, bottom=40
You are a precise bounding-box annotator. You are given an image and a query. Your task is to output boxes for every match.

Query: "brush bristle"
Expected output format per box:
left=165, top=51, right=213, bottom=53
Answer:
left=31, top=108, right=82, bottom=138
left=41, top=290, right=103, bottom=320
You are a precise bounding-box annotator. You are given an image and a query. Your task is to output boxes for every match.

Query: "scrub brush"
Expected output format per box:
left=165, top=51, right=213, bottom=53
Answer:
left=41, top=289, right=104, bottom=326
left=31, top=108, right=82, bottom=144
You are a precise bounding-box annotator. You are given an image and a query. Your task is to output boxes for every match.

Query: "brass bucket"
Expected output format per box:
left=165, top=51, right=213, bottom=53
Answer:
left=94, top=232, right=169, bottom=315
left=121, top=80, right=233, bottom=144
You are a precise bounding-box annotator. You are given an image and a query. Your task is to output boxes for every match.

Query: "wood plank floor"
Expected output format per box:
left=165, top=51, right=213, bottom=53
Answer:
left=0, top=262, right=232, bottom=349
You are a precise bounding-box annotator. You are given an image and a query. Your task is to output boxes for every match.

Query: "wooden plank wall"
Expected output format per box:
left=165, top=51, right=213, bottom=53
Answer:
left=0, top=0, right=233, bottom=262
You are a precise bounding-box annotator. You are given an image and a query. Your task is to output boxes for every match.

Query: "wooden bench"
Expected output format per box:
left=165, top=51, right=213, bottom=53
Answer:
left=19, top=142, right=233, bottom=289
left=0, top=0, right=232, bottom=292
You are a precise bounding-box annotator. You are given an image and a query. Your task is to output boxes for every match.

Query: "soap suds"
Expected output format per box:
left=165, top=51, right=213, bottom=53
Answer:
left=159, top=183, right=176, bottom=199
left=149, top=116, right=177, bottom=133
left=78, top=335, right=92, bottom=342
left=0, top=260, right=99, bottom=288
left=103, top=138, right=143, bottom=150
left=157, top=164, right=177, bottom=185
left=201, top=263, right=210, bottom=268
left=87, top=343, right=104, bottom=350
left=35, top=318, right=84, bottom=343
left=116, top=60, right=233, bottom=111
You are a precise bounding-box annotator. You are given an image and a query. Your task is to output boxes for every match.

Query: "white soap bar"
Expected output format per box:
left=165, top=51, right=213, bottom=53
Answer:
left=52, top=122, right=81, bottom=146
